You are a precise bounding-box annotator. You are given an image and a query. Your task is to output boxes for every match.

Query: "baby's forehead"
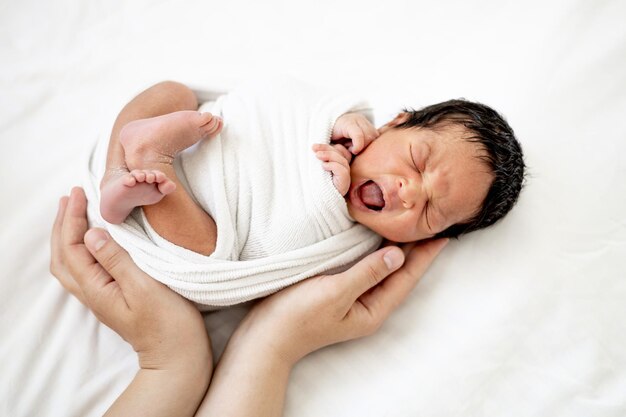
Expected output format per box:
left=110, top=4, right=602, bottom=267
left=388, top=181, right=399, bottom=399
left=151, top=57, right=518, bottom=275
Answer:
left=421, top=126, right=495, bottom=184
left=418, top=124, right=486, bottom=155
left=427, top=125, right=494, bottom=220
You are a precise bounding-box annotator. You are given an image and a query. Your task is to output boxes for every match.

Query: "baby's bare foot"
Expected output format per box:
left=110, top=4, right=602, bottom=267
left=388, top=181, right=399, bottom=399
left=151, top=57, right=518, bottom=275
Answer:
left=120, top=111, right=223, bottom=170
left=100, top=169, right=176, bottom=224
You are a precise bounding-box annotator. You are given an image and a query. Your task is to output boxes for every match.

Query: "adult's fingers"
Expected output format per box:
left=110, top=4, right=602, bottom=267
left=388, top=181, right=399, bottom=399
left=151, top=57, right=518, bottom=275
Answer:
left=50, top=195, right=87, bottom=303
left=83, top=228, right=159, bottom=306
left=359, top=238, right=448, bottom=320
left=50, top=196, right=69, bottom=277
left=341, top=246, right=406, bottom=301
left=61, top=188, right=104, bottom=289
left=61, top=188, right=90, bottom=256
left=58, top=188, right=109, bottom=304
left=58, top=188, right=128, bottom=322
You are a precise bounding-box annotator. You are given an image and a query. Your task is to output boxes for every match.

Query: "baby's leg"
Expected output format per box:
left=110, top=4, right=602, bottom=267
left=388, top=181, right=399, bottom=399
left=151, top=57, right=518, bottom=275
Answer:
left=121, top=111, right=222, bottom=256
left=100, top=82, right=220, bottom=255
left=101, top=81, right=199, bottom=185
left=101, top=111, right=221, bottom=222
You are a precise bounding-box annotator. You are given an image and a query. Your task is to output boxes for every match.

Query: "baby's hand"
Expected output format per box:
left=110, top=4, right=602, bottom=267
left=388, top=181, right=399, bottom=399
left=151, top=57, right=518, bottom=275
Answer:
left=332, top=112, right=379, bottom=154
left=313, top=143, right=352, bottom=196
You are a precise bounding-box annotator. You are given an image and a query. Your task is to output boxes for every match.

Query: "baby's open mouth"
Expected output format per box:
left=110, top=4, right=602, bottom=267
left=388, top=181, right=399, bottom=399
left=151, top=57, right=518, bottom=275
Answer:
left=359, top=180, right=385, bottom=211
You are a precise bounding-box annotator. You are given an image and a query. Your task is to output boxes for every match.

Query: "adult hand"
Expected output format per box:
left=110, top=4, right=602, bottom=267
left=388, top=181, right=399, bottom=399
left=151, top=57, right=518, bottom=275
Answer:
left=234, top=239, right=448, bottom=366
left=197, top=239, right=448, bottom=417
left=50, top=187, right=211, bottom=416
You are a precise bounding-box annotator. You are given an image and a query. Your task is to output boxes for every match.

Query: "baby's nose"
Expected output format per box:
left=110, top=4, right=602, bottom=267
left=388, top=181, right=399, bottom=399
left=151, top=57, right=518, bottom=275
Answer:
left=398, top=178, right=419, bottom=208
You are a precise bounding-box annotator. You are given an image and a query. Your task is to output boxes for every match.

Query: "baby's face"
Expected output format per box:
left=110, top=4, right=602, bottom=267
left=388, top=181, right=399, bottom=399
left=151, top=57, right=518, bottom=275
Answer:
left=347, top=120, right=494, bottom=242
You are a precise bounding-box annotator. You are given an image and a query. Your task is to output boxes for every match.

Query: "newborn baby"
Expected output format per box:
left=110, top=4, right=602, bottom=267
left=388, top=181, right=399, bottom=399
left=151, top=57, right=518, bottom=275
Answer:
left=102, top=108, right=499, bottom=243
left=91, top=78, right=524, bottom=306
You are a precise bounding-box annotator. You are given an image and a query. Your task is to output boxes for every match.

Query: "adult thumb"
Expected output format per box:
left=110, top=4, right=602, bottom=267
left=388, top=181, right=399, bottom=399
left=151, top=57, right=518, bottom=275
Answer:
left=346, top=246, right=406, bottom=299
left=84, top=228, right=146, bottom=293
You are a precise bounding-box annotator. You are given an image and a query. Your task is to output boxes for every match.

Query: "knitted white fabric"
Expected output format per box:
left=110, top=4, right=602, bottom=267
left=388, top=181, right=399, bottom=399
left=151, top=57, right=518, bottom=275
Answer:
left=84, top=77, right=382, bottom=307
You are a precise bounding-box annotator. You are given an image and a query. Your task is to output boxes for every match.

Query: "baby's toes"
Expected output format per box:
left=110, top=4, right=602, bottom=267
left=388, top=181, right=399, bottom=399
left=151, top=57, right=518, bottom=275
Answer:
left=122, top=173, right=137, bottom=187
left=152, top=170, right=174, bottom=186
left=152, top=170, right=167, bottom=183
left=210, top=117, right=223, bottom=136
left=157, top=179, right=177, bottom=195
left=144, top=171, right=157, bottom=183
left=205, top=116, right=223, bottom=137
left=198, top=112, right=221, bottom=135
left=197, top=112, right=214, bottom=127
left=130, top=169, right=146, bottom=182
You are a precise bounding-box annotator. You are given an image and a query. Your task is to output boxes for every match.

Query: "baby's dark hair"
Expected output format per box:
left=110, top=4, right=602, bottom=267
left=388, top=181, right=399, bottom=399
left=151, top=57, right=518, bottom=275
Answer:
left=395, top=99, right=525, bottom=239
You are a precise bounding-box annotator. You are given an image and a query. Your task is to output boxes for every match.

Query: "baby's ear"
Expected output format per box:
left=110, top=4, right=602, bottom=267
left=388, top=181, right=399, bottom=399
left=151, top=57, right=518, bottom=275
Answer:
left=379, top=112, right=411, bottom=133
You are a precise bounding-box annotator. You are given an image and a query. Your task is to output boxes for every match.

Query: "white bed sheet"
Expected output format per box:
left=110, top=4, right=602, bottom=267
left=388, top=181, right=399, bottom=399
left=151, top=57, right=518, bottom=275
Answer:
left=1, top=0, right=625, bottom=416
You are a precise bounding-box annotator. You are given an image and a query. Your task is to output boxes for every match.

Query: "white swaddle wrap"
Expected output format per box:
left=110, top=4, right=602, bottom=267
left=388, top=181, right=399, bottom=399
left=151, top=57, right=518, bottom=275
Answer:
left=85, top=77, right=382, bottom=307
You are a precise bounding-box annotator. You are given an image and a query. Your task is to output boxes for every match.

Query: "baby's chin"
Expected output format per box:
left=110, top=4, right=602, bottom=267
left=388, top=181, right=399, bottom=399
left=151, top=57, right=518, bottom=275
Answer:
left=349, top=217, right=427, bottom=244
left=378, top=234, right=428, bottom=244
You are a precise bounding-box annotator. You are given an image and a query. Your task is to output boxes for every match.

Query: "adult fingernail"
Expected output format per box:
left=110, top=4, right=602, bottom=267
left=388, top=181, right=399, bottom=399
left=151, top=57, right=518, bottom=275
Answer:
left=383, top=247, right=404, bottom=270
left=85, top=229, right=109, bottom=252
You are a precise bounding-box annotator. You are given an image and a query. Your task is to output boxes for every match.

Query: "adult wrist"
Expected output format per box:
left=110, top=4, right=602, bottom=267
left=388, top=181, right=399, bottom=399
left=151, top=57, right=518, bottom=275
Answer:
left=229, top=321, right=300, bottom=370
left=137, top=329, right=212, bottom=374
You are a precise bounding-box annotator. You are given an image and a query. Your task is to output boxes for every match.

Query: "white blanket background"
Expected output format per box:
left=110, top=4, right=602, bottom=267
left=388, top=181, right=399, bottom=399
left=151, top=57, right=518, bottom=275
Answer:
left=1, top=1, right=625, bottom=416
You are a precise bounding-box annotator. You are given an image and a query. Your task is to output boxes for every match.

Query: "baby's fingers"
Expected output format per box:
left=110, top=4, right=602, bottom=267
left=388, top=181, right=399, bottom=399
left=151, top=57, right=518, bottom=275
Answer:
left=313, top=144, right=351, bottom=168
left=322, top=161, right=350, bottom=195
left=332, top=144, right=353, bottom=162
left=358, top=118, right=379, bottom=150
left=350, top=119, right=379, bottom=154
left=344, top=125, right=366, bottom=154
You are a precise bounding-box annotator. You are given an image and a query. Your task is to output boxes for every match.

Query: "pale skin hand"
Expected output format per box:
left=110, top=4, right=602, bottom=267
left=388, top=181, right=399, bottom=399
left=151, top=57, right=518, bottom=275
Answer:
left=197, top=238, right=449, bottom=417
left=50, top=187, right=211, bottom=417
left=52, top=187, right=448, bottom=417
left=314, top=112, right=380, bottom=195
